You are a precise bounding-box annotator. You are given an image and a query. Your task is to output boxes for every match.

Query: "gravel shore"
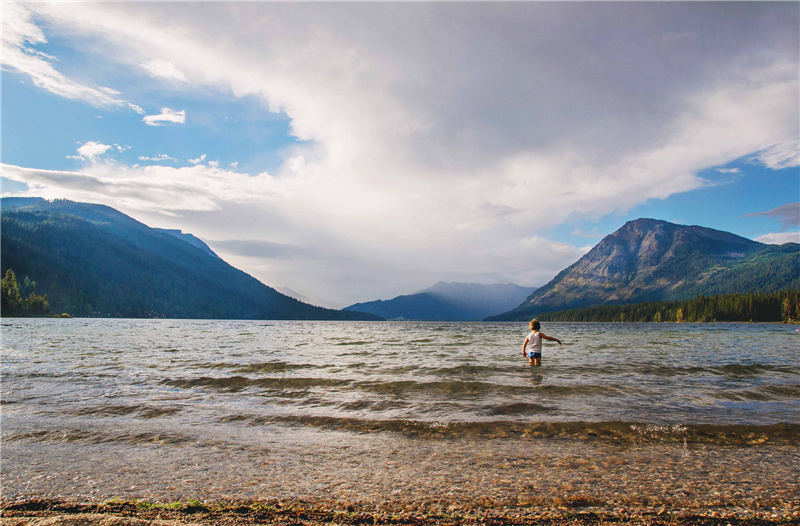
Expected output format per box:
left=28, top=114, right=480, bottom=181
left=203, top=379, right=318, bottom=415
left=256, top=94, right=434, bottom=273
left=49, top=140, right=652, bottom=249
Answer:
left=3, top=499, right=799, bottom=526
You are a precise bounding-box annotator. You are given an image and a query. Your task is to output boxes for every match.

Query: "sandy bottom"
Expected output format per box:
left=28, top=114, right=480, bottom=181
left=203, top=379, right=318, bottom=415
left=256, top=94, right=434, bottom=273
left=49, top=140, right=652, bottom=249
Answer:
left=3, top=427, right=799, bottom=523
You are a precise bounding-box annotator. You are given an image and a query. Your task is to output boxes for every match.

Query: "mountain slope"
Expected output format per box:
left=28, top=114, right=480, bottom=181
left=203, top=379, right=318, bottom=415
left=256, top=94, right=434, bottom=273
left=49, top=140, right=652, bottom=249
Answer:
left=344, top=281, right=534, bottom=321
left=488, top=218, right=800, bottom=321
left=154, top=228, right=219, bottom=258
left=0, top=198, right=381, bottom=320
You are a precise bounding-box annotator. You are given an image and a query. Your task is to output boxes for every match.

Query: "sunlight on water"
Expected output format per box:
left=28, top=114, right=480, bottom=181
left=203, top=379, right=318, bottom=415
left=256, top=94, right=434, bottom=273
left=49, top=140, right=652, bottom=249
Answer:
left=2, top=319, right=799, bottom=507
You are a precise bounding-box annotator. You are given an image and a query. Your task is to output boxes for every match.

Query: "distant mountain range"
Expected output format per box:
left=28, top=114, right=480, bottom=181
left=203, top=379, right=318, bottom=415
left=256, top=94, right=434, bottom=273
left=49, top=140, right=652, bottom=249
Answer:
left=0, top=198, right=380, bottom=320
left=4, top=200, right=796, bottom=322
left=344, top=281, right=534, bottom=321
left=488, top=218, right=800, bottom=321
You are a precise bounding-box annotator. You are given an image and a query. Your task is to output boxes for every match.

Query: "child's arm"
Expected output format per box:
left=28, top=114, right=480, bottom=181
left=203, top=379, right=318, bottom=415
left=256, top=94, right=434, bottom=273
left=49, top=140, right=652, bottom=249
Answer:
left=541, top=333, right=562, bottom=345
left=522, top=337, right=529, bottom=357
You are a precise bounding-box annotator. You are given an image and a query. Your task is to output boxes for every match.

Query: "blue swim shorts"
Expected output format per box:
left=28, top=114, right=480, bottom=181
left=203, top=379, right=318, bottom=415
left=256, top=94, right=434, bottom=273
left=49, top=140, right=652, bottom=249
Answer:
left=531, top=353, right=541, bottom=359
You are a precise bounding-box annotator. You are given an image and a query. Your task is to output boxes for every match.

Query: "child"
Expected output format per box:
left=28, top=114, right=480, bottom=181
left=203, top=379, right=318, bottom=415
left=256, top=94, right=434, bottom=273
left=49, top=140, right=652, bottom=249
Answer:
left=522, top=319, right=561, bottom=366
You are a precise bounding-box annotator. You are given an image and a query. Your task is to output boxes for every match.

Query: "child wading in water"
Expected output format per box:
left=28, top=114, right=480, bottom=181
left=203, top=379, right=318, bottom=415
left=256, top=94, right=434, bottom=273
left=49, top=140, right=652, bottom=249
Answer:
left=522, top=319, right=561, bottom=366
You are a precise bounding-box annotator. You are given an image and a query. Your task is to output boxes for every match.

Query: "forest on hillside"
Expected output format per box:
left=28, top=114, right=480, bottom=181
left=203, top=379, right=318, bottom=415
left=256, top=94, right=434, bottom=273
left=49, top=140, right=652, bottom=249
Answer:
left=1, top=269, right=50, bottom=317
left=536, top=289, right=800, bottom=323
left=1, top=203, right=379, bottom=320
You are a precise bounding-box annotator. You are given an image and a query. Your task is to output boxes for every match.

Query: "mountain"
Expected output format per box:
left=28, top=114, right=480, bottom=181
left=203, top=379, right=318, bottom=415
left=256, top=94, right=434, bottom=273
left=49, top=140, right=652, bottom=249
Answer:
left=344, top=281, right=534, bottom=321
left=154, top=228, right=219, bottom=258
left=488, top=218, right=800, bottom=321
left=274, top=286, right=313, bottom=305
left=0, top=198, right=381, bottom=320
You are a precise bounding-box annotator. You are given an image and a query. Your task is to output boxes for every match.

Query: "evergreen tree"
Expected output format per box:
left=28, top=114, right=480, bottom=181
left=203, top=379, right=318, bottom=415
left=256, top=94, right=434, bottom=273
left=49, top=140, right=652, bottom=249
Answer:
left=1, top=268, right=50, bottom=317
left=25, top=293, right=50, bottom=316
left=1, top=269, right=22, bottom=315
left=537, top=289, right=800, bottom=323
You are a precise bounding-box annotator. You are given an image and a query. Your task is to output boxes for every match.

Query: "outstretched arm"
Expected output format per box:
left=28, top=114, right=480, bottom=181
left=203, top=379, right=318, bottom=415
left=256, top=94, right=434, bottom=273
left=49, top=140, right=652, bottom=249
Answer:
left=541, top=333, right=562, bottom=345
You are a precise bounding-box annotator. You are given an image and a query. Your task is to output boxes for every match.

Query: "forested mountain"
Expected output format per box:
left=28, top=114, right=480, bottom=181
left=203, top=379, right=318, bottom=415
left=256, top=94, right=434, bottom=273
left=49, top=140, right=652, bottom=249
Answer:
left=488, top=218, right=800, bottom=321
left=344, top=281, right=534, bottom=321
left=0, top=198, right=381, bottom=320
left=536, top=289, right=800, bottom=323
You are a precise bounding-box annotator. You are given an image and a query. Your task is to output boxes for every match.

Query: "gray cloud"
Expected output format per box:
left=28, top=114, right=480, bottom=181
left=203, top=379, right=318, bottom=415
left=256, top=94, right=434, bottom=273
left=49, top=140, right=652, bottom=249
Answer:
left=745, top=202, right=800, bottom=231
left=7, top=2, right=800, bottom=305
left=208, top=239, right=309, bottom=260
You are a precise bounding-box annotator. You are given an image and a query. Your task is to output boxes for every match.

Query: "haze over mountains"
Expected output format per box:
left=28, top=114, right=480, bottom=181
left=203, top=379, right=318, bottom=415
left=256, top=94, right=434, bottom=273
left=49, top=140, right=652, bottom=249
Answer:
left=488, top=218, right=800, bottom=321
left=344, top=282, right=535, bottom=321
left=0, top=198, right=380, bottom=320
left=2, top=199, right=797, bottom=321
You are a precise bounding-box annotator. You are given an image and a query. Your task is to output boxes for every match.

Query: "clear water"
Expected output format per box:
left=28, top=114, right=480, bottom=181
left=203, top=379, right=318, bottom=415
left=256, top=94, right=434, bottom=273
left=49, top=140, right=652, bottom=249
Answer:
left=2, top=319, right=799, bottom=508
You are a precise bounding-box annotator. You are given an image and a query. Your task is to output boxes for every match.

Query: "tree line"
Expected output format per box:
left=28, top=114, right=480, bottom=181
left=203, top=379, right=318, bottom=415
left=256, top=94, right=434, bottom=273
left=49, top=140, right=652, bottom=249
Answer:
left=1, top=269, right=50, bottom=317
left=536, top=289, right=800, bottom=323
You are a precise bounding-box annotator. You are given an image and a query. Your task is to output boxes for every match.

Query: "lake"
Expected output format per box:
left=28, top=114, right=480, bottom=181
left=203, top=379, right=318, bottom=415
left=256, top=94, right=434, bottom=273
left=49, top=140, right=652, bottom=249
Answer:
left=2, top=319, right=798, bottom=514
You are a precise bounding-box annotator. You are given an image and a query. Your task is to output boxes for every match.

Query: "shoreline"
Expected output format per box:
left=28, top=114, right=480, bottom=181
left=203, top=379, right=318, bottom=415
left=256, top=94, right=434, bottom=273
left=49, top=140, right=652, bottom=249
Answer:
left=3, top=499, right=800, bottom=526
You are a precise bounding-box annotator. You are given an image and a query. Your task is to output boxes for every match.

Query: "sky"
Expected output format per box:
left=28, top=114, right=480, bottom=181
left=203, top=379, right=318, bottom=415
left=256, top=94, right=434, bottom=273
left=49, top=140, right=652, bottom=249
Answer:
left=2, top=1, right=799, bottom=308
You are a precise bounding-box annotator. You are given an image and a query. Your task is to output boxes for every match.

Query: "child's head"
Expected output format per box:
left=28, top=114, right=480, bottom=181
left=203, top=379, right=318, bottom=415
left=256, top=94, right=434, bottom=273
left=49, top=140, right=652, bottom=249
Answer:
left=529, top=319, right=540, bottom=331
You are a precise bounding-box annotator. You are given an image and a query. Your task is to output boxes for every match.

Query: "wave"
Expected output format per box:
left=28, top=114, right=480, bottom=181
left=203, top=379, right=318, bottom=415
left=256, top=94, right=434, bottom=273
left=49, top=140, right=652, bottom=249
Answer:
left=158, top=375, right=639, bottom=401
left=70, top=404, right=183, bottom=419
left=2, top=428, right=196, bottom=446
left=161, top=376, right=352, bottom=392
left=249, top=416, right=800, bottom=445
left=558, top=363, right=800, bottom=379
left=713, top=384, right=800, bottom=402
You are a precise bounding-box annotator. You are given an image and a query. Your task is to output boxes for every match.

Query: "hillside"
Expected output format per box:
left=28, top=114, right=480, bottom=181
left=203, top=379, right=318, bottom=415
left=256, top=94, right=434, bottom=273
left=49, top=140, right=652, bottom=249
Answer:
left=488, top=218, right=800, bottom=321
left=0, top=198, right=381, bottom=320
left=344, top=281, right=534, bottom=321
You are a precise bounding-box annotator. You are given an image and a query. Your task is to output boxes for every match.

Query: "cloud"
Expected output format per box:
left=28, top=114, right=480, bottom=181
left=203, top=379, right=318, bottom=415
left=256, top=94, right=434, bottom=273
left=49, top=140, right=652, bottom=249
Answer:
left=209, top=239, right=309, bottom=260
left=138, top=154, right=177, bottom=163
left=138, top=59, right=188, bottom=82
left=1, top=162, right=280, bottom=214
left=571, top=229, right=605, bottom=239
left=1, top=2, right=144, bottom=113
left=7, top=2, right=800, bottom=304
left=142, top=107, right=186, bottom=126
left=755, top=231, right=800, bottom=245
left=67, top=141, right=113, bottom=162
left=716, top=168, right=740, bottom=174
left=66, top=141, right=129, bottom=162
left=745, top=202, right=800, bottom=231
left=754, top=140, right=800, bottom=170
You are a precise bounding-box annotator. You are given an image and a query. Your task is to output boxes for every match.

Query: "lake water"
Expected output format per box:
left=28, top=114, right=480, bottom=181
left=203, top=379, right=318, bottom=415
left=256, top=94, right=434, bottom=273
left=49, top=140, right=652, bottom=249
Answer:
left=2, top=319, right=799, bottom=514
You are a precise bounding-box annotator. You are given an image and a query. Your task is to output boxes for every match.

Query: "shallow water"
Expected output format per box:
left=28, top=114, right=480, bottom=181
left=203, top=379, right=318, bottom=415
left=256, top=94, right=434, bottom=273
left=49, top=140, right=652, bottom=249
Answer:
left=2, top=319, right=799, bottom=510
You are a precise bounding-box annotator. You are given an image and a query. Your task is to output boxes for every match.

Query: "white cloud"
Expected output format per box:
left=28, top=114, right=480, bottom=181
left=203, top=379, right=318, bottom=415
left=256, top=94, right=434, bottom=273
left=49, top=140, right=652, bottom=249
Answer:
left=66, top=141, right=130, bottom=162
left=1, top=162, right=279, bottom=214
left=1, top=2, right=143, bottom=113
left=67, top=141, right=113, bottom=162
left=755, top=232, right=800, bottom=245
left=716, top=168, right=740, bottom=174
left=7, top=2, right=800, bottom=304
left=142, top=107, right=186, bottom=126
left=139, top=154, right=177, bottom=163
left=138, top=59, right=188, bottom=82
left=754, top=140, right=800, bottom=170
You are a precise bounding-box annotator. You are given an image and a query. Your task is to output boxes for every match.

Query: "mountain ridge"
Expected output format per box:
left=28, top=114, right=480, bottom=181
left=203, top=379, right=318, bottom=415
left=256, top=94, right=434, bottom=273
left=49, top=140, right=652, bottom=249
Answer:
left=0, top=198, right=381, bottom=320
left=344, top=281, right=534, bottom=321
left=488, top=218, right=800, bottom=321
